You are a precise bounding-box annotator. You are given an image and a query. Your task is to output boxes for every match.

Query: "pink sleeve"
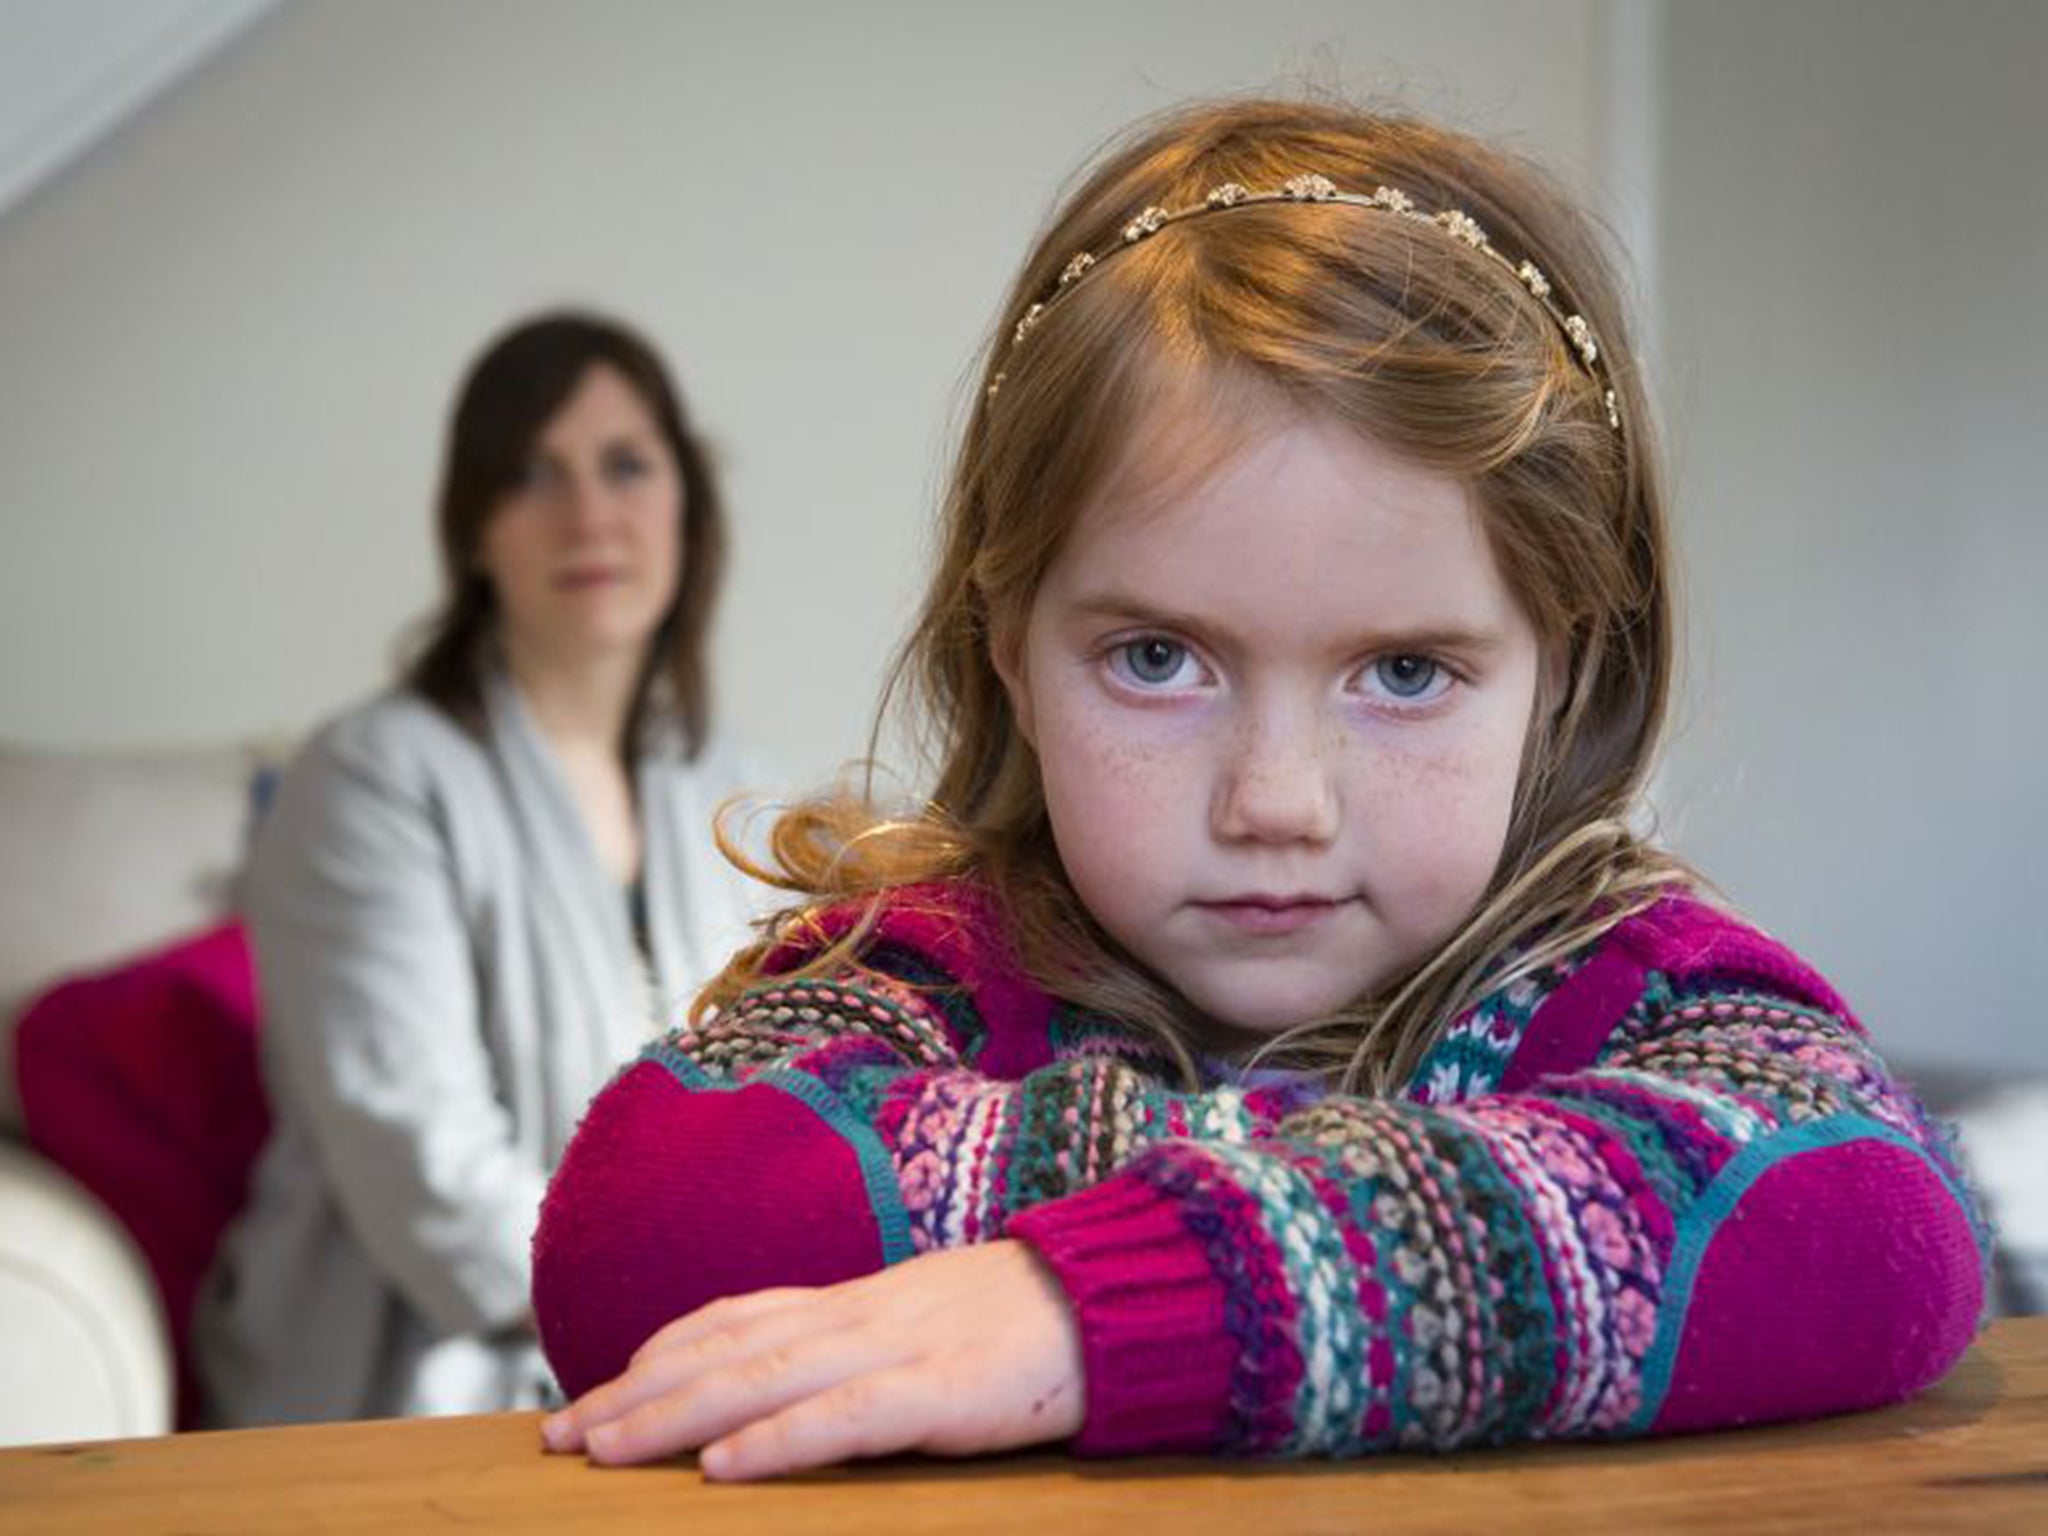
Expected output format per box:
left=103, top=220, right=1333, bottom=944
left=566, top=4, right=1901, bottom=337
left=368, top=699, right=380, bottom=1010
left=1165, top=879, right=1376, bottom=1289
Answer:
left=533, top=1059, right=906, bottom=1398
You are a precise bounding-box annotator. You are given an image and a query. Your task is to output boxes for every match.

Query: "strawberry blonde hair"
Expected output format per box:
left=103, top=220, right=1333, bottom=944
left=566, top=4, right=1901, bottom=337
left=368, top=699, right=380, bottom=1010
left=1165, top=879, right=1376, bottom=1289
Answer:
left=708, top=99, right=1686, bottom=1092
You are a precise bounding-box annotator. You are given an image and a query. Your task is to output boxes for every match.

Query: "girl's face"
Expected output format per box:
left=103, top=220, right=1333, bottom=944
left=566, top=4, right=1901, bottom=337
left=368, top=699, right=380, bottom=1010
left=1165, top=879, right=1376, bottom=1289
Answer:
left=998, top=409, right=1544, bottom=1049
left=478, top=363, right=683, bottom=670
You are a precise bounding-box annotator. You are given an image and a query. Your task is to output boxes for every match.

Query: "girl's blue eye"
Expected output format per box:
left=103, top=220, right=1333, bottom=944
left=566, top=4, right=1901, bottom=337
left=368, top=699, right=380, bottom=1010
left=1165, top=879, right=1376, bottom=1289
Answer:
left=1116, top=637, right=1193, bottom=688
left=1372, top=654, right=1444, bottom=700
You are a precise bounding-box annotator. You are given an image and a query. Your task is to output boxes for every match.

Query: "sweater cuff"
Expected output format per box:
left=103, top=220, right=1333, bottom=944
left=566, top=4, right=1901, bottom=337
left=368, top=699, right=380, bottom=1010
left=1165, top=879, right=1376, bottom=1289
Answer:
left=1008, top=1172, right=1239, bottom=1456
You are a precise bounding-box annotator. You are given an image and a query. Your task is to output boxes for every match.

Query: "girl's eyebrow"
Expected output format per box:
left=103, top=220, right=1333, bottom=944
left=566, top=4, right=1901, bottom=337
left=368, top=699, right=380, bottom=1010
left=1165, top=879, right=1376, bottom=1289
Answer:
left=1062, top=588, right=1508, bottom=655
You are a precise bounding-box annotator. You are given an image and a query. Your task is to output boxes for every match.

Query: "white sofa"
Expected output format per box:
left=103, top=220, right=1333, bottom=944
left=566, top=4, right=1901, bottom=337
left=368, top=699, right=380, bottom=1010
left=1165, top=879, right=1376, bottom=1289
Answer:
left=0, top=740, right=263, bottom=1447
left=1956, top=1084, right=2048, bottom=1313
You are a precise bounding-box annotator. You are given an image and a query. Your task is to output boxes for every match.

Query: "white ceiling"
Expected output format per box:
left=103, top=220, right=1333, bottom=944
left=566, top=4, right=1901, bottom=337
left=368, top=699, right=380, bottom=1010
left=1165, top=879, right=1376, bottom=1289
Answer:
left=0, top=0, right=280, bottom=222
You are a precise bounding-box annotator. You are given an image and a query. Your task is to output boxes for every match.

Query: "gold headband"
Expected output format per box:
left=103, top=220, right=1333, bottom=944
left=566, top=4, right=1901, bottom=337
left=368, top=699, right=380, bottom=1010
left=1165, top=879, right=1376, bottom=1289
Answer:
left=990, top=172, right=1620, bottom=432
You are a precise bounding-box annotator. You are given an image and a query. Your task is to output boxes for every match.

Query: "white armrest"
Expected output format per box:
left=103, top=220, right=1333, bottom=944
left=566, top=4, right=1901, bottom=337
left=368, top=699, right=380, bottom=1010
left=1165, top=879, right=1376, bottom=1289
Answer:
left=1955, top=1083, right=2048, bottom=1314
left=0, top=1138, right=173, bottom=1445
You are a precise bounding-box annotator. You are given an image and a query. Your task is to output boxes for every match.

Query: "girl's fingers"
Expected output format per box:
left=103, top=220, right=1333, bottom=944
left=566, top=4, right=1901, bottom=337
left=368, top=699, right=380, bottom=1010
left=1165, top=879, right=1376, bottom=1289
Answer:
left=546, top=1244, right=1084, bottom=1473
left=629, top=1287, right=818, bottom=1366
left=698, top=1366, right=938, bottom=1482
left=583, top=1325, right=902, bottom=1467
left=541, top=1289, right=824, bottom=1452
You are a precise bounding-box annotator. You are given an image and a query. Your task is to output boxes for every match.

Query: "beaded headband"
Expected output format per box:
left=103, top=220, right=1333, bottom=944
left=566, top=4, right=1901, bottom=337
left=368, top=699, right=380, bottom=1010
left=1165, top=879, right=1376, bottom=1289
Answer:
left=990, top=172, right=1621, bottom=432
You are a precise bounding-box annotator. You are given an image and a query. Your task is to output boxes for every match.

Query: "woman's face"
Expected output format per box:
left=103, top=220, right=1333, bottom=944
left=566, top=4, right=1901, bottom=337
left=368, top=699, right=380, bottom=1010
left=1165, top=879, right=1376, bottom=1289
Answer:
left=477, top=363, right=684, bottom=670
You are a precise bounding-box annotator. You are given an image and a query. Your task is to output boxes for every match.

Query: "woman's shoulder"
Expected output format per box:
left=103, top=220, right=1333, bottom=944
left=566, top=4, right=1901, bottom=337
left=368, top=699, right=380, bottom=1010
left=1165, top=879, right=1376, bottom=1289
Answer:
left=246, top=692, right=499, bottom=910
left=293, top=689, right=486, bottom=785
left=266, top=689, right=493, bottom=837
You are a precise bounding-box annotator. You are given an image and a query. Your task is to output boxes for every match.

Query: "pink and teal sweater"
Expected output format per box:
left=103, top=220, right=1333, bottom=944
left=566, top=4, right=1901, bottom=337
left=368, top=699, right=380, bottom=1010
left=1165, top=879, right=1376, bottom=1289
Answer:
left=531, top=881, right=1986, bottom=1456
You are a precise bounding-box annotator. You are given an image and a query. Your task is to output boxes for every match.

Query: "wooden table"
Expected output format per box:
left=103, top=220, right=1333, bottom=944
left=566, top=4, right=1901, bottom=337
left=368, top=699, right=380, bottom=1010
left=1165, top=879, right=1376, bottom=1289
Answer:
left=4, top=1316, right=2044, bottom=1534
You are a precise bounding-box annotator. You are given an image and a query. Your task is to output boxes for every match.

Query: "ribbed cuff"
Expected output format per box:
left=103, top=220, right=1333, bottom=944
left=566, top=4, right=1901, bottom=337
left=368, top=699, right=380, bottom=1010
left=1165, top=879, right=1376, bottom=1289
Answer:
left=1008, top=1173, right=1239, bottom=1456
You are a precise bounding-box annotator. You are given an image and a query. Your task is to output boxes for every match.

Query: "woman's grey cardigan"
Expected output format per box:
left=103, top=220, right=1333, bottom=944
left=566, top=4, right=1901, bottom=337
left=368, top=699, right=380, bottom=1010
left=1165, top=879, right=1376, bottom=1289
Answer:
left=195, top=674, right=764, bottom=1425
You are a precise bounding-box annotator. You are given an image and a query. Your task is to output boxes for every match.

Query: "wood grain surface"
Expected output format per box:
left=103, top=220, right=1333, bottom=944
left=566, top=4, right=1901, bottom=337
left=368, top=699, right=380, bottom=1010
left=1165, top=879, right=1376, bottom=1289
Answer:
left=3, top=1316, right=2042, bottom=1534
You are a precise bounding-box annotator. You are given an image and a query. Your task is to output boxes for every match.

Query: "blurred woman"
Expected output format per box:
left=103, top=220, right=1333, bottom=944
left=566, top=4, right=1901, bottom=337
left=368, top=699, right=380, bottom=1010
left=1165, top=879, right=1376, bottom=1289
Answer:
left=196, top=312, right=765, bottom=1424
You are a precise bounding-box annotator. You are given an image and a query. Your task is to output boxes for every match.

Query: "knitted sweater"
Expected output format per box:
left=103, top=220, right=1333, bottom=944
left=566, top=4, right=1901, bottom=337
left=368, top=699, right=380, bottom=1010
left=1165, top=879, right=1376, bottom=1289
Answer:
left=531, top=880, right=1986, bottom=1456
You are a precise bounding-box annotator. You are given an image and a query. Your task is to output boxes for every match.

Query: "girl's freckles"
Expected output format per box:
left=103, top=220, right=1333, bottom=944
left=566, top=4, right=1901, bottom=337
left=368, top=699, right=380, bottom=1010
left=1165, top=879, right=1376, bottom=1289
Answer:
left=1081, top=734, right=1177, bottom=782
left=1357, top=739, right=1485, bottom=788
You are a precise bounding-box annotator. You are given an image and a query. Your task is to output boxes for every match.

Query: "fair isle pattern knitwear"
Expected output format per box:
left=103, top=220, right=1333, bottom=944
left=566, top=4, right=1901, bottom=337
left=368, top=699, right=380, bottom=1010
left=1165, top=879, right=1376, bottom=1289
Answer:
left=531, top=881, right=1987, bottom=1457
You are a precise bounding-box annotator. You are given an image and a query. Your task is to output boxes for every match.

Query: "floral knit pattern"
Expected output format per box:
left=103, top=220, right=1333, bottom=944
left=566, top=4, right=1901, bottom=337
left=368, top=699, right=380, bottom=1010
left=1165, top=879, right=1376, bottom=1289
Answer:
left=1405, top=953, right=1583, bottom=1105
left=532, top=881, right=1988, bottom=1458
left=664, top=975, right=1314, bottom=1260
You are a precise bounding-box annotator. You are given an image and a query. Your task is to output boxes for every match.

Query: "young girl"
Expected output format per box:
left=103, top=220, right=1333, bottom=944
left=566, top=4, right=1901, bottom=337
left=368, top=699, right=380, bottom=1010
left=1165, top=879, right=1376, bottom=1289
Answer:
left=531, top=99, right=1986, bottom=1480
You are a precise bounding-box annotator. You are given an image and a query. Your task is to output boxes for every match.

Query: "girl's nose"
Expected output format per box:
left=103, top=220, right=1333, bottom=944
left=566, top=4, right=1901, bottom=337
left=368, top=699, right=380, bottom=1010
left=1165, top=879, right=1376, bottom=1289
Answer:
left=1212, top=714, right=1340, bottom=846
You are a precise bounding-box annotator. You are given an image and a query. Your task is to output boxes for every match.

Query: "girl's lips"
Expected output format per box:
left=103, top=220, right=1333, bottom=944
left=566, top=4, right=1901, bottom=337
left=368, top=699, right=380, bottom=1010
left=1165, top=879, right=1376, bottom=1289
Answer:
left=1194, top=896, right=1349, bottom=936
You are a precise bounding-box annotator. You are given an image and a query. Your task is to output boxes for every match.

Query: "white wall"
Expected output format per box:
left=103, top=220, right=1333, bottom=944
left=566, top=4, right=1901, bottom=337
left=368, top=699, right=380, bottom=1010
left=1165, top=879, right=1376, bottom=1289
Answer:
left=0, top=0, right=1601, bottom=774
left=1655, top=0, right=2048, bottom=1071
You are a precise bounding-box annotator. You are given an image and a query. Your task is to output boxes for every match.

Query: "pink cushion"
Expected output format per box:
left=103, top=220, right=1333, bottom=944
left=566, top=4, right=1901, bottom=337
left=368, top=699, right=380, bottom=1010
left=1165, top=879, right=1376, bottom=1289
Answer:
left=13, top=922, right=268, bottom=1427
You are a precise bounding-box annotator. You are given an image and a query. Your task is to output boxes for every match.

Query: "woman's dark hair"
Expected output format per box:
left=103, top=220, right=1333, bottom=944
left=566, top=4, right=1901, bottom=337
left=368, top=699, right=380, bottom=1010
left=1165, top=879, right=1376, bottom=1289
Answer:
left=405, top=310, right=727, bottom=758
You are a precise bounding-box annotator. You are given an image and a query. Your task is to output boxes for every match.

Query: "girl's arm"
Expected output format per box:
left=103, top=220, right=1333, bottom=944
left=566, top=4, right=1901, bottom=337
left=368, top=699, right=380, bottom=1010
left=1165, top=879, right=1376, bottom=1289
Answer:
left=533, top=936, right=1985, bottom=1469
left=531, top=958, right=1282, bottom=1393
left=1012, top=976, right=1985, bottom=1456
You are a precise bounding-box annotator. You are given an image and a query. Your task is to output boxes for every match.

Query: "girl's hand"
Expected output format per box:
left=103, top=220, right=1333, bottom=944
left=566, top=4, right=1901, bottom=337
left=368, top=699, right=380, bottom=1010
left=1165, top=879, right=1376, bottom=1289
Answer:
left=539, top=1239, right=1086, bottom=1481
